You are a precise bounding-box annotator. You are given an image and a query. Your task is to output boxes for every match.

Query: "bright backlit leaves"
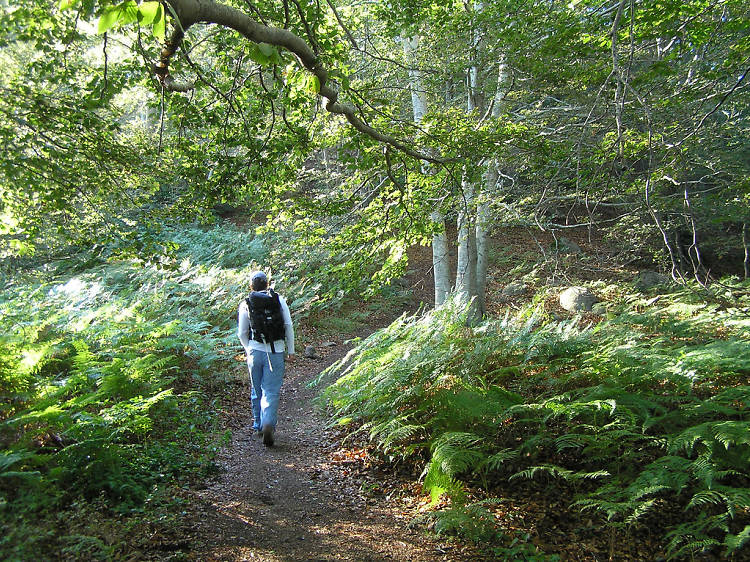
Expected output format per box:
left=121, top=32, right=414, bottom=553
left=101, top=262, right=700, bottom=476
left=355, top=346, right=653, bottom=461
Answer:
left=59, top=0, right=166, bottom=41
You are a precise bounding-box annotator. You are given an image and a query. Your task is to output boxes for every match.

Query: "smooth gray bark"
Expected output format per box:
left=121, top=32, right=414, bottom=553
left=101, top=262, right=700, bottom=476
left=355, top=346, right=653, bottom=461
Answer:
left=402, top=35, right=451, bottom=306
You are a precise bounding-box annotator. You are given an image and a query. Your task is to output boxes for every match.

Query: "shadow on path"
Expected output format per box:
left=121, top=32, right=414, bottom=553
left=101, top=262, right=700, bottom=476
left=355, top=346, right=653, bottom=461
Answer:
left=186, top=343, right=475, bottom=561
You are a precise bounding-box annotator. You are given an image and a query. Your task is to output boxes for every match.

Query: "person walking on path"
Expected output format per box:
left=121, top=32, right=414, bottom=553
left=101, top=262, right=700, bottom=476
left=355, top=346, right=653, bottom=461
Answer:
left=237, top=271, right=295, bottom=446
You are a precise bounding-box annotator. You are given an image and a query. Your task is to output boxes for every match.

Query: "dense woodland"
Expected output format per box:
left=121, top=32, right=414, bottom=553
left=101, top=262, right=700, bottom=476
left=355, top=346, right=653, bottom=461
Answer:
left=1, top=0, right=749, bottom=559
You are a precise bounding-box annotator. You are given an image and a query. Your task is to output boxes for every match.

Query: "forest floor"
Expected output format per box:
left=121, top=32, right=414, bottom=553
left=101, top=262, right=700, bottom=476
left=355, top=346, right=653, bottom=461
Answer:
left=183, top=337, right=485, bottom=561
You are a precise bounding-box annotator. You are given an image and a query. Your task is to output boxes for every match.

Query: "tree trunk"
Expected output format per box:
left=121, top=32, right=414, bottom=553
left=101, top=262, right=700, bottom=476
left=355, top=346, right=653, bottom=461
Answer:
left=474, top=193, right=489, bottom=317
left=456, top=176, right=475, bottom=303
left=432, top=211, right=451, bottom=307
left=744, top=222, right=749, bottom=280
left=402, top=35, right=450, bottom=306
left=458, top=0, right=486, bottom=320
left=456, top=2, right=480, bottom=307
left=475, top=58, right=510, bottom=318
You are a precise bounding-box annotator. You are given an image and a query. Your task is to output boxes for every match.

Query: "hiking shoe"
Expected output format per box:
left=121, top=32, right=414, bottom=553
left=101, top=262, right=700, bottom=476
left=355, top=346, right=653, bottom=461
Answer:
left=262, top=424, right=274, bottom=446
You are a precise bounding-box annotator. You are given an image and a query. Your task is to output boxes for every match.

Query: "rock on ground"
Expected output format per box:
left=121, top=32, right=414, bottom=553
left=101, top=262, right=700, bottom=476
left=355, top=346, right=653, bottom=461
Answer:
left=502, top=281, right=528, bottom=297
left=635, top=270, right=669, bottom=291
left=559, top=286, right=598, bottom=312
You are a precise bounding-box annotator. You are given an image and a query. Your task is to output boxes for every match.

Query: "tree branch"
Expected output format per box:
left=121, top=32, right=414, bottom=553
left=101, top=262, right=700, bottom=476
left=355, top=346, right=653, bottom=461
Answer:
left=158, top=0, right=443, bottom=163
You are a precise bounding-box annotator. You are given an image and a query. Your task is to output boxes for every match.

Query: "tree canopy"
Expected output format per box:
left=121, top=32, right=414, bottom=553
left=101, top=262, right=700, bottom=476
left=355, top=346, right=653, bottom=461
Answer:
left=1, top=0, right=749, bottom=284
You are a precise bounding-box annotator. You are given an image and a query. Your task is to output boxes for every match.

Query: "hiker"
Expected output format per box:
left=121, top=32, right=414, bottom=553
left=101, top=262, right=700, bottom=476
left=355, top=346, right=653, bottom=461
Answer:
left=237, top=271, right=295, bottom=446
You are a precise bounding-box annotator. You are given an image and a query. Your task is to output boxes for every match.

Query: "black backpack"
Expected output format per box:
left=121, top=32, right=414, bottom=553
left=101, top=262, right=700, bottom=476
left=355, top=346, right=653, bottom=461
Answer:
left=246, top=289, right=286, bottom=352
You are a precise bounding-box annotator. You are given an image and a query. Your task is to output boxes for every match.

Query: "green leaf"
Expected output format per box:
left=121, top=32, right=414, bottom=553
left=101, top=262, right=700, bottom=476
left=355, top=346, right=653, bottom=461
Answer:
left=152, top=4, right=165, bottom=41
left=248, top=43, right=282, bottom=66
left=248, top=44, right=270, bottom=66
left=137, top=1, right=161, bottom=25
left=119, top=1, right=139, bottom=26
left=58, top=0, right=80, bottom=10
left=308, top=75, right=320, bottom=94
left=97, top=0, right=141, bottom=33
left=329, top=69, right=350, bottom=90
left=97, top=5, right=122, bottom=34
left=258, top=43, right=276, bottom=57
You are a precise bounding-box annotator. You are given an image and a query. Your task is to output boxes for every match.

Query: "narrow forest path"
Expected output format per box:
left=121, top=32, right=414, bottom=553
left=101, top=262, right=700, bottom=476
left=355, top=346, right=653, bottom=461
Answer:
left=185, top=339, right=480, bottom=561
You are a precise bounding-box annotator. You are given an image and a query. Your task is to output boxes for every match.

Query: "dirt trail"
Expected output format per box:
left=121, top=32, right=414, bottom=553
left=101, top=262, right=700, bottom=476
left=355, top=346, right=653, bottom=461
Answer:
left=186, top=341, right=478, bottom=561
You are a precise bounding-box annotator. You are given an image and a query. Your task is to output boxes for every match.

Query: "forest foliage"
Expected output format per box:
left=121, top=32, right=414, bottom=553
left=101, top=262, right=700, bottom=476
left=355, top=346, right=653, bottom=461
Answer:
left=319, top=286, right=750, bottom=558
left=2, top=0, right=749, bottom=284
left=1, top=0, right=750, bottom=559
left=0, top=225, right=305, bottom=558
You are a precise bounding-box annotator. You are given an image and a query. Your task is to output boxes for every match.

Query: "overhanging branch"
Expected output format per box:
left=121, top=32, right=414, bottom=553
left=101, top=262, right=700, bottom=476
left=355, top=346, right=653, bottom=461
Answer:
left=158, top=0, right=443, bottom=163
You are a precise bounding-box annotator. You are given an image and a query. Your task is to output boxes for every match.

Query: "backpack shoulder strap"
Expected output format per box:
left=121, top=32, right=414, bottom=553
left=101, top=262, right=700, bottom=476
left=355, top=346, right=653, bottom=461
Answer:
left=269, top=288, right=281, bottom=305
left=245, top=296, right=254, bottom=340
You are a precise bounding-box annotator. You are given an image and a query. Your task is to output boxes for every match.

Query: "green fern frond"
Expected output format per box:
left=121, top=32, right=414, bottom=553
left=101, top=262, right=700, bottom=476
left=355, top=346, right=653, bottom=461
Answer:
left=665, top=512, right=728, bottom=559
left=624, top=499, right=658, bottom=525
left=554, top=433, right=588, bottom=452
left=629, top=484, right=671, bottom=501
left=423, top=459, right=464, bottom=504
left=510, top=464, right=610, bottom=482
left=712, top=421, right=750, bottom=449
left=573, top=496, right=633, bottom=522
left=724, top=525, right=750, bottom=554
left=429, top=432, right=486, bottom=477
left=688, top=490, right=730, bottom=510
left=369, top=417, right=425, bottom=454
left=478, top=448, right=520, bottom=473
left=671, top=421, right=750, bottom=455
left=689, top=486, right=750, bottom=518
left=0, top=451, right=33, bottom=473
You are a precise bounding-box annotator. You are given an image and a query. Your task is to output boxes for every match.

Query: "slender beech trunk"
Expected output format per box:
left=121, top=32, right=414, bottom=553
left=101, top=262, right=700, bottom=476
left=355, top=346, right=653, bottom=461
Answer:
left=744, top=222, right=749, bottom=280
left=431, top=211, right=451, bottom=306
left=474, top=198, right=489, bottom=317
left=475, top=58, right=509, bottom=317
left=456, top=177, right=475, bottom=302
left=402, top=35, right=450, bottom=306
left=456, top=0, right=487, bottom=320
left=457, top=30, right=480, bottom=308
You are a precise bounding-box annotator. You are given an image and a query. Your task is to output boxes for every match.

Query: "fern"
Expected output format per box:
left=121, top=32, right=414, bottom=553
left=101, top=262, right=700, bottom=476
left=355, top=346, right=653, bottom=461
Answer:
left=665, top=513, right=728, bottom=560
left=478, top=448, right=521, bottom=472
left=510, top=464, right=610, bottom=483
left=368, top=416, right=425, bottom=455
left=688, top=486, right=750, bottom=517
left=671, top=421, right=750, bottom=455
left=429, top=432, right=486, bottom=477
left=316, top=276, right=750, bottom=557
left=724, top=524, right=750, bottom=554
left=428, top=500, right=504, bottom=543
left=1, top=222, right=284, bottom=555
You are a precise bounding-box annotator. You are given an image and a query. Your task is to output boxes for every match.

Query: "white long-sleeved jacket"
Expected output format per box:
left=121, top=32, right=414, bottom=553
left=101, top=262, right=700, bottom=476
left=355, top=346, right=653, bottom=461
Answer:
left=237, top=293, right=295, bottom=355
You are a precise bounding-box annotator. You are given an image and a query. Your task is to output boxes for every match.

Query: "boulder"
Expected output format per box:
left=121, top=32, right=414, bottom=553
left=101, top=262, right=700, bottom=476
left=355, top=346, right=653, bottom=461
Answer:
left=559, top=286, right=598, bottom=312
left=502, top=281, right=527, bottom=297
left=591, top=302, right=608, bottom=316
left=634, top=270, right=669, bottom=291
left=555, top=236, right=583, bottom=255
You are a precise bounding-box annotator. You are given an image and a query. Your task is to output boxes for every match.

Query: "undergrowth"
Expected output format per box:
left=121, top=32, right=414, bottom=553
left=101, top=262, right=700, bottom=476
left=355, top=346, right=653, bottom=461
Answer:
left=318, top=287, right=750, bottom=559
left=0, top=222, right=313, bottom=559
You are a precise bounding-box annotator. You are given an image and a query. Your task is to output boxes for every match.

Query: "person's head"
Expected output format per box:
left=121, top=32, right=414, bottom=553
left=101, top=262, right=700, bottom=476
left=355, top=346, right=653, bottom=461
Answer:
left=251, top=270, right=268, bottom=291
